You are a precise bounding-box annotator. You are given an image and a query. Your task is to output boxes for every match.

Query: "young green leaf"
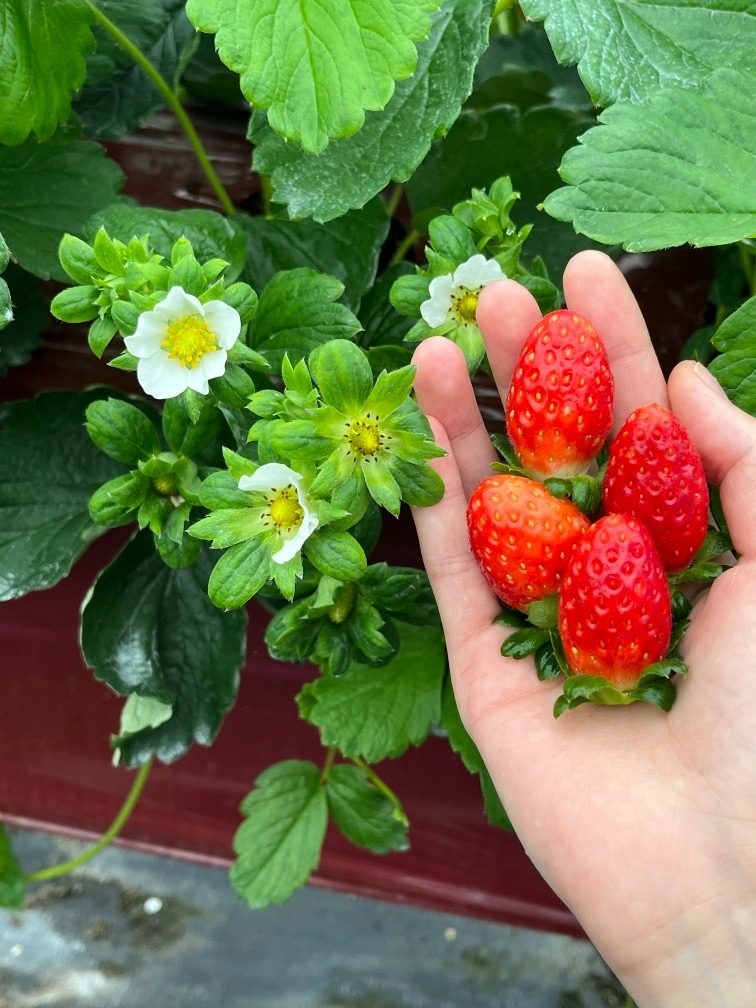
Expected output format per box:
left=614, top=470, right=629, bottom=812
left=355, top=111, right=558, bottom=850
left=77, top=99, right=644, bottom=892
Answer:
left=326, top=764, right=409, bottom=854
left=251, top=0, right=493, bottom=221
left=303, top=531, right=367, bottom=582
left=187, top=0, right=436, bottom=153
left=709, top=295, right=756, bottom=414
left=230, top=760, right=328, bottom=908
left=85, top=398, right=161, bottom=464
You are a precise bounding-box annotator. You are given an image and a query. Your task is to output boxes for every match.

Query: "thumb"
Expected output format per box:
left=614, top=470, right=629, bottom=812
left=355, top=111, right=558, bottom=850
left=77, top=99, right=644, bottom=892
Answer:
left=668, top=361, right=756, bottom=559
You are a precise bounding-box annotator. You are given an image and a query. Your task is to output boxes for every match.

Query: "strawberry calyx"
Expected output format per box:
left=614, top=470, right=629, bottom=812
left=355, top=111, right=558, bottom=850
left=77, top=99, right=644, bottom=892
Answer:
left=668, top=528, right=733, bottom=586
left=553, top=657, right=687, bottom=718
left=542, top=474, right=602, bottom=517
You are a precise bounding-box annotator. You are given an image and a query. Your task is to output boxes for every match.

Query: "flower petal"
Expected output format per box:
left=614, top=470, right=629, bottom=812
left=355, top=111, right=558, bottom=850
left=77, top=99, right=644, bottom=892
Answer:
left=272, top=511, right=319, bottom=564
left=420, top=274, right=454, bottom=328
left=452, top=254, right=503, bottom=289
left=191, top=349, right=228, bottom=388
left=239, top=463, right=304, bottom=493
left=200, top=300, right=241, bottom=349
left=136, top=352, right=189, bottom=399
left=124, top=313, right=166, bottom=357
left=153, top=285, right=203, bottom=320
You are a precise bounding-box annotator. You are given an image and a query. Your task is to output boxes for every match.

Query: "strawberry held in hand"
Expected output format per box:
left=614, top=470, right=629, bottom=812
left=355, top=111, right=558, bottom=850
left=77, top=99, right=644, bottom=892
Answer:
left=506, top=310, right=614, bottom=478
left=602, top=403, right=709, bottom=572
left=558, top=514, right=672, bottom=690
left=467, top=473, right=589, bottom=611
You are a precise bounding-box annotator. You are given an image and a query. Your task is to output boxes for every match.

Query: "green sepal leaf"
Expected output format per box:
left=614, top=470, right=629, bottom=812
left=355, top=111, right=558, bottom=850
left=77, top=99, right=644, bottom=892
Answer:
left=85, top=398, right=161, bottom=464
left=525, top=596, right=558, bottom=630
left=0, top=390, right=124, bottom=600
left=494, top=606, right=529, bottom=629
left=108, top=351, right=139, bottom=371
left=0, top=826, right=25, bottom=910
left=326, top=764, right=409, bottom=854
left=309, top=339, right=374, bottom=415
left=303, top=531, right=367, bottom=582
left=543, top=474, right=602, bottom=516
left=87, top=316, right=119, bottom=358
left=298, top=621, right=446, bottom=762
left=500, top=627, right=550, bottom=659
left=80, top=533, right=246, bottom=765
left=49, top=285, right=100, bottom=323
left=207, top=537, right=272, bottom=609
left=88, top=471, right=149, bottom=527
left=535, top=640, right=564, bottom=681
left=58, top=233, right=98, bottom=284
left=230, top=760, right=328, bottom=909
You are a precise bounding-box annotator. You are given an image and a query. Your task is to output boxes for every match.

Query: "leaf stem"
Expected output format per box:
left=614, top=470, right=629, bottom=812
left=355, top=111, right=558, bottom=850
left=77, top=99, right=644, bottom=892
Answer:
left=389, top=228, right=422, bottom=268
left=23, top=757, right=154, bottom=884
left=320, top=746, right=337, bottom=783
left=351, top=756, right=409, bottom=825
left=384, top=183, right=405, bottom=220
left=85, top=1, right=236, bottom=217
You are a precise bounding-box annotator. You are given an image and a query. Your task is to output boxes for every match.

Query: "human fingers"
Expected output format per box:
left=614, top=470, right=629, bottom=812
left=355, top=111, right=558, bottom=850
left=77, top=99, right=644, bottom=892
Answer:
left=412, top=336, right=495, bottom=496
left=563, top=251, right=669, bottom=427
left=668, top=361, right=756, bottom=559
left=475, top=277, right=543, bottom=404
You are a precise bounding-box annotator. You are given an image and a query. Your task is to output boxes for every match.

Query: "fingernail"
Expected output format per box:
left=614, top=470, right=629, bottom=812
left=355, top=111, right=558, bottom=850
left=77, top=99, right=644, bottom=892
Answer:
left=691, top=361, right=726, bottom=397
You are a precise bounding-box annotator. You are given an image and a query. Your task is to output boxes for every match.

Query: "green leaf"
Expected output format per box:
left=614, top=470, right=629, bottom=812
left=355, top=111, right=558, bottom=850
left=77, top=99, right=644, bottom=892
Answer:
left=113, top=694, right=174, bottom=759
left=0, top=131, right=124, bottom=280
left=89, top=471, right=149, bottom=526
left=544, top=70, right=756, bottom=252
left=85, top=202, right=247, bottom=282
left=0, top=265, right=48, bottom=375
left=299, top=621, right=446, bottom=761
left=207, top=536, right=272, bottom=609
left=162, top=394, right=224, bottom=461
left=520, top=0, right=756, bottom=108
left=326, top=764, right=409, bottom=854
left=0, top=390, right=124, bottom=600
left=80, top=533, right=246, bottom=765
left=0, top=0, right=95, bottom=145
left=230, top=760, right=328, bottom=908
left=85, top=398, right=161, bottom=464
left=709, top=295, right=756, bottom=414
left=0, top=826, right=25, bottom=909
left=187, top=0, right=437, bottom=153
left=251, top=269, right=361, bottom=370
left=303, top=531, right=367, bottom=582
left=309, top=339, right=374, bottom=415
left=239, top=199, right=389, bottom=311
left=501, top=627, right=550, bottom=659
left=251, top=0, right=493, bottom=221
left=74, top=0, right=198, bottom=139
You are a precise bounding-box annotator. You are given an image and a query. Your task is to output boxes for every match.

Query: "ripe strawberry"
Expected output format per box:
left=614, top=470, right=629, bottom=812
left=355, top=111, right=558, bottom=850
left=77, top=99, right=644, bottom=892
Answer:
left=467, top=473, right=590, bottom=611
left=506, top=309, right=614, bottom=478
left=602, top=403, right=709, bottom=572
left=558, top=514, right=672, bottom=689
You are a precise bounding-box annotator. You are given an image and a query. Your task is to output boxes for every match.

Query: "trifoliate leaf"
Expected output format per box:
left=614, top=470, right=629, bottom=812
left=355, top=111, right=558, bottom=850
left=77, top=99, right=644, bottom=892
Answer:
left=0, top=0, right=94, bottom=145
left=709, top=295, right=756, bottom=415
left=544, top=69, right=756, bottom=252
left=74, top=0, right=198, bottom=139
left=85, top=203, right=246, bottom=282
left=230, top=760, right=328, bottom=908
left=239, top=199, right=389, bottom=310
left=250, top=0, right=493, bottom=221
left=0, top=131, right=124, bottom=280
left=80, top=533, right=246, bottom=765
left=186, top=0, right=437, bottom=153
left=0, top=827, right=25, bottom=909
left=0, top=390, right=124, bottom=601
left=520, top=0, right=756, bottom=108
left=298, top=621, right=446, bottom=762
left=250, top=269, right=361, bottom=370
left=326, top=764, right=409, bottom=854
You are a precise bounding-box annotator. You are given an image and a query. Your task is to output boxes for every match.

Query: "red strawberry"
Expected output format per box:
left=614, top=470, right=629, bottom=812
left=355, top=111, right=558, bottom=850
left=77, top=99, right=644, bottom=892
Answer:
left=558, top=514, right=672, bottom=690
left=506, top=309, right=614, bottom=478
left=467, top=473, right=590, bottom=611
left=602, top=403, right=709, bottom=572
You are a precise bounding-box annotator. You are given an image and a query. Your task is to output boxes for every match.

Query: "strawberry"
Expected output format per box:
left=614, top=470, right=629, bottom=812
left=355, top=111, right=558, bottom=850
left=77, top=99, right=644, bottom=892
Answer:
left=602, top=403, right=709, bottom=572
left=506, top=309, right=614, bottom=478
left=558, top=514, right=672, bottom=690
left=467, top=473, right=590, bottom=611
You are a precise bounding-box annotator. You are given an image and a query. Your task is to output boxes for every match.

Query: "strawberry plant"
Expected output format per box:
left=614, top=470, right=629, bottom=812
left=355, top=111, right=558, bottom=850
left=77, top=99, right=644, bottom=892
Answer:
left=0, top=0, right=754, bottom=916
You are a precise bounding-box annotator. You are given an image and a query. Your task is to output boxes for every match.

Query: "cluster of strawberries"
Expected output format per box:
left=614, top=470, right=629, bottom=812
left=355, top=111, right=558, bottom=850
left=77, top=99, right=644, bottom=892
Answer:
left=466, top=310, right=714, bottom=714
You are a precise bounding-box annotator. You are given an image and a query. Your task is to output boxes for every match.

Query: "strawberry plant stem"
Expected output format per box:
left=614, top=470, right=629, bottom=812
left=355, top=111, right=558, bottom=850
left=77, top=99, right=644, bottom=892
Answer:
left=384, top=183, right=404, bottom=220
left=389, top=228, right=422, bottom=267
left=351, top=756, right=408, bottom=825
left=22, top=757, right=154, bottom=884
left=320, top=746, right=337, bottom=783
left=85, top=1, right=236, bottom=218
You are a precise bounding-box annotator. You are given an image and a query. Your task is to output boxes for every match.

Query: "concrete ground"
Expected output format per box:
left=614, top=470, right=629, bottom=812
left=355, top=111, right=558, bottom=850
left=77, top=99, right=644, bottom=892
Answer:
left=0, top=830, right=629, bottom=1008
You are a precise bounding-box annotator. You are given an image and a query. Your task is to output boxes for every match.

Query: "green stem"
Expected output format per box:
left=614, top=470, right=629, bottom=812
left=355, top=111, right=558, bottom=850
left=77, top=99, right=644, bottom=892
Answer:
left=389, top=228, right=422, bottom=268
left=260, top=174, right=275, bottom=218
left=384, top=183, right=404, bottom=220
left=23, top=758, right=154, bottom=884
left=85, top=1, right=236, bottom=217
left=351, top=756, right=408, bottom=825
left=738, top=241, right=756, bottom=296
left=320, top=746, right=337, bottom=784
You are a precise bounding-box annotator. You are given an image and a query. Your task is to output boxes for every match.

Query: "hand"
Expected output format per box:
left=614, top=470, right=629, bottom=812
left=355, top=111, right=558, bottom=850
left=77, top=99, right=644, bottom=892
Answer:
left=410, top=251, right=756, bottom=1008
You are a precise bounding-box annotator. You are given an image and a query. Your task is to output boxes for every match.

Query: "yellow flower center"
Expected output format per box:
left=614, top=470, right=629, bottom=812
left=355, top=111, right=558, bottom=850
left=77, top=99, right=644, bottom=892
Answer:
left=152, top=474, right=178, bottom=497
left=346, top=417, right=383, bottom=458
left=161, top=314, right=219, bottom=369
left=451, top=289, right=481, bottom=323
left=267, top=486, right=304, bottom=532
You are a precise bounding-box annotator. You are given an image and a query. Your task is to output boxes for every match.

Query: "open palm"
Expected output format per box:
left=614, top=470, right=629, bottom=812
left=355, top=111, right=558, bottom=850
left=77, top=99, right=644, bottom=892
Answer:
left=411, top=251, right=756, bottom=1007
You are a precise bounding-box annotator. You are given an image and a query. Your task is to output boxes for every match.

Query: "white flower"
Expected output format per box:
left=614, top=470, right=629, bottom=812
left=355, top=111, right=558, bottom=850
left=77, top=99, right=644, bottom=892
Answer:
left=124, top=286, right=241, bottom=399
left=420, top=254, right=505, bottom=329
left=239, top=463, right=319, bottom=564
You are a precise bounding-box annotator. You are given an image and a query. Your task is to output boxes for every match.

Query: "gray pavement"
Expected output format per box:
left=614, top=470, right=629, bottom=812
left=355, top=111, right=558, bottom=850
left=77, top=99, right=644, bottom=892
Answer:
left=0, top=830, right=628, bottom=1008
